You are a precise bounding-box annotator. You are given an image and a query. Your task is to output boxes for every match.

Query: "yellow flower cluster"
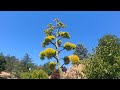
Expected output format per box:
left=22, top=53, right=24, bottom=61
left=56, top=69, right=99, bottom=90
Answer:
left=42, top=35, right=55, bottom=47
left=44, top=29, right=52, bottom=36
left=40, top=48, right=56, bottom=60
left=64, top=42, right=76, bottom=51
left=40, top=51, right=45, bottom=60
left=44, top=23, right=55, bottom=36
left=68, top=55, right=80, bottom=64
left=45, top=35, right=55, bottom=42
left=59, top=32, right=70, bottom=38
left=49, top=62, right=56, bottom=70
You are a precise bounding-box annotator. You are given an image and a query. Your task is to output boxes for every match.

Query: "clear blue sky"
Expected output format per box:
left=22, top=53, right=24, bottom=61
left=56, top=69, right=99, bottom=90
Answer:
left=0, top=11, right=120, bottom=66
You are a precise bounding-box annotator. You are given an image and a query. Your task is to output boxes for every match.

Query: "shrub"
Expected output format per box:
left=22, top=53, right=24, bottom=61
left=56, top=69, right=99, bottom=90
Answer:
left=21, top=69, right=48, bottom=79
left=0, top=56, right=6, bottom=73
left=61, top=64, right=86, bottom=79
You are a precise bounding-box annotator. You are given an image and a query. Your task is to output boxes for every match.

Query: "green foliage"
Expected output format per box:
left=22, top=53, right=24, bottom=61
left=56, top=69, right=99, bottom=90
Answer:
left=57, top=22, right=65, bottom=28
left=83, top=56, right=120, bottom=79
left=49, top=62, right=56, bottom=70
left=20, top=69, right=48, bottom=79
left=0, top=55, right=6, bottom=72
left=63, top=56, right=70, bottom=65
left=20, top=53, right=34, bottom=72
left=73, top=43, right=88, bottom=60
left=84, top=34, right=120, bottom=79
left=96, top=34, right=120, bottom=64
left=4, top=55, right=19, bottom=72
left=2, top=53, right=37, bottom=78
left=42, top=62, right=53, bottom=76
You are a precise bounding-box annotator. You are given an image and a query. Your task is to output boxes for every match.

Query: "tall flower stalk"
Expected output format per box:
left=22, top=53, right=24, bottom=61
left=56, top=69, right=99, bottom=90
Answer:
left=40, top=18, right=79, bottom=79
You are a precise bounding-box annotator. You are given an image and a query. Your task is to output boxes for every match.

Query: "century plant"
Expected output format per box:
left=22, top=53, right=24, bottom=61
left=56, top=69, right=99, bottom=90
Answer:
left=40, top=18, right=80, bottom=78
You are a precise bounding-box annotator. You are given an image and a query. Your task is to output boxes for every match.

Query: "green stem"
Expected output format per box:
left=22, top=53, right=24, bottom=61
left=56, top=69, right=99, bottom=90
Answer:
left=55, top=26, right=62, bottom=79
left=58, top=61, right=62, bottom=79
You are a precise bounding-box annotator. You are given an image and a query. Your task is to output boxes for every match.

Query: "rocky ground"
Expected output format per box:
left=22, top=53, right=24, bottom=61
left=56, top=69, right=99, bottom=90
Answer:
left=0, top=71, right=17, bottom=79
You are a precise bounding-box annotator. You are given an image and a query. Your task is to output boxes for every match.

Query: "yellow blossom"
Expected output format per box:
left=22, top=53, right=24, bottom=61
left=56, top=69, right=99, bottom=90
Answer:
left=59, top=32, right=70, bottom=38
left=68, top=55, right=80, bottom=64
left=49, top=62, right=56, bottom=70
left=44, top=35, right=55, bottom=42
left=40, top=48, right=56, bottom=60
left=40, top=51, right=45, bottom=60
left=64, top=42, right=76, bottom=51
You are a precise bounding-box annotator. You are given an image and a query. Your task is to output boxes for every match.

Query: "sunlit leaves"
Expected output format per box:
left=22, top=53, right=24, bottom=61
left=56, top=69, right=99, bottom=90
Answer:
left=96, top=34, right=120, bottom=64
left=83, top=56, right=120, bottom=79
left=20, top=69, right=48, bottom=79
left=83, top=34, right=120, bottom=79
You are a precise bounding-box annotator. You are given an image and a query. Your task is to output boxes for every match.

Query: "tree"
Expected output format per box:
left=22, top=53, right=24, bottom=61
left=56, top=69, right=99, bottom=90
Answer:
left=73, top=43, right=88, bottom=60
left=96, top=34, right=120, bottom=64
left=84, top=34, right=120, bottom=79
left=0, top=55, right=6, bottom=73
left=20, top=53, right=33, bottom=72
left=40, top=18, right=80, bottom=78
left=42, top=62, right=53, bottom=76
left=4, top=55, right=19, bottom=72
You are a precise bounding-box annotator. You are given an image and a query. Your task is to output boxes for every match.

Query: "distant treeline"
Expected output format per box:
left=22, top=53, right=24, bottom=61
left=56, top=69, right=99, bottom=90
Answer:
left=0, top=53, right=53, bottom=78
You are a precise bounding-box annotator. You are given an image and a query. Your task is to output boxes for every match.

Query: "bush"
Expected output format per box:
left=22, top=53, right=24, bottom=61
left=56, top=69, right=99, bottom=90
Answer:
left=61, top=64, right=86, bottom=79
left=96, top=34, right=120, bottom=64
left=83, top=34, right=120, bottom=79
left=21, top=69, right=49, bottom=79
left=84, top=56, right=120, bottom=79
left=50, top=69, right=60, bottom=79
left=0, top=56, right=6, bottom=73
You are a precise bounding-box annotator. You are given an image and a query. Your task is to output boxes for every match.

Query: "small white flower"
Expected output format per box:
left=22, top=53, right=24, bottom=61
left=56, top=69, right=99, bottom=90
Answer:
left=108, top=53, right=112, bottom=56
